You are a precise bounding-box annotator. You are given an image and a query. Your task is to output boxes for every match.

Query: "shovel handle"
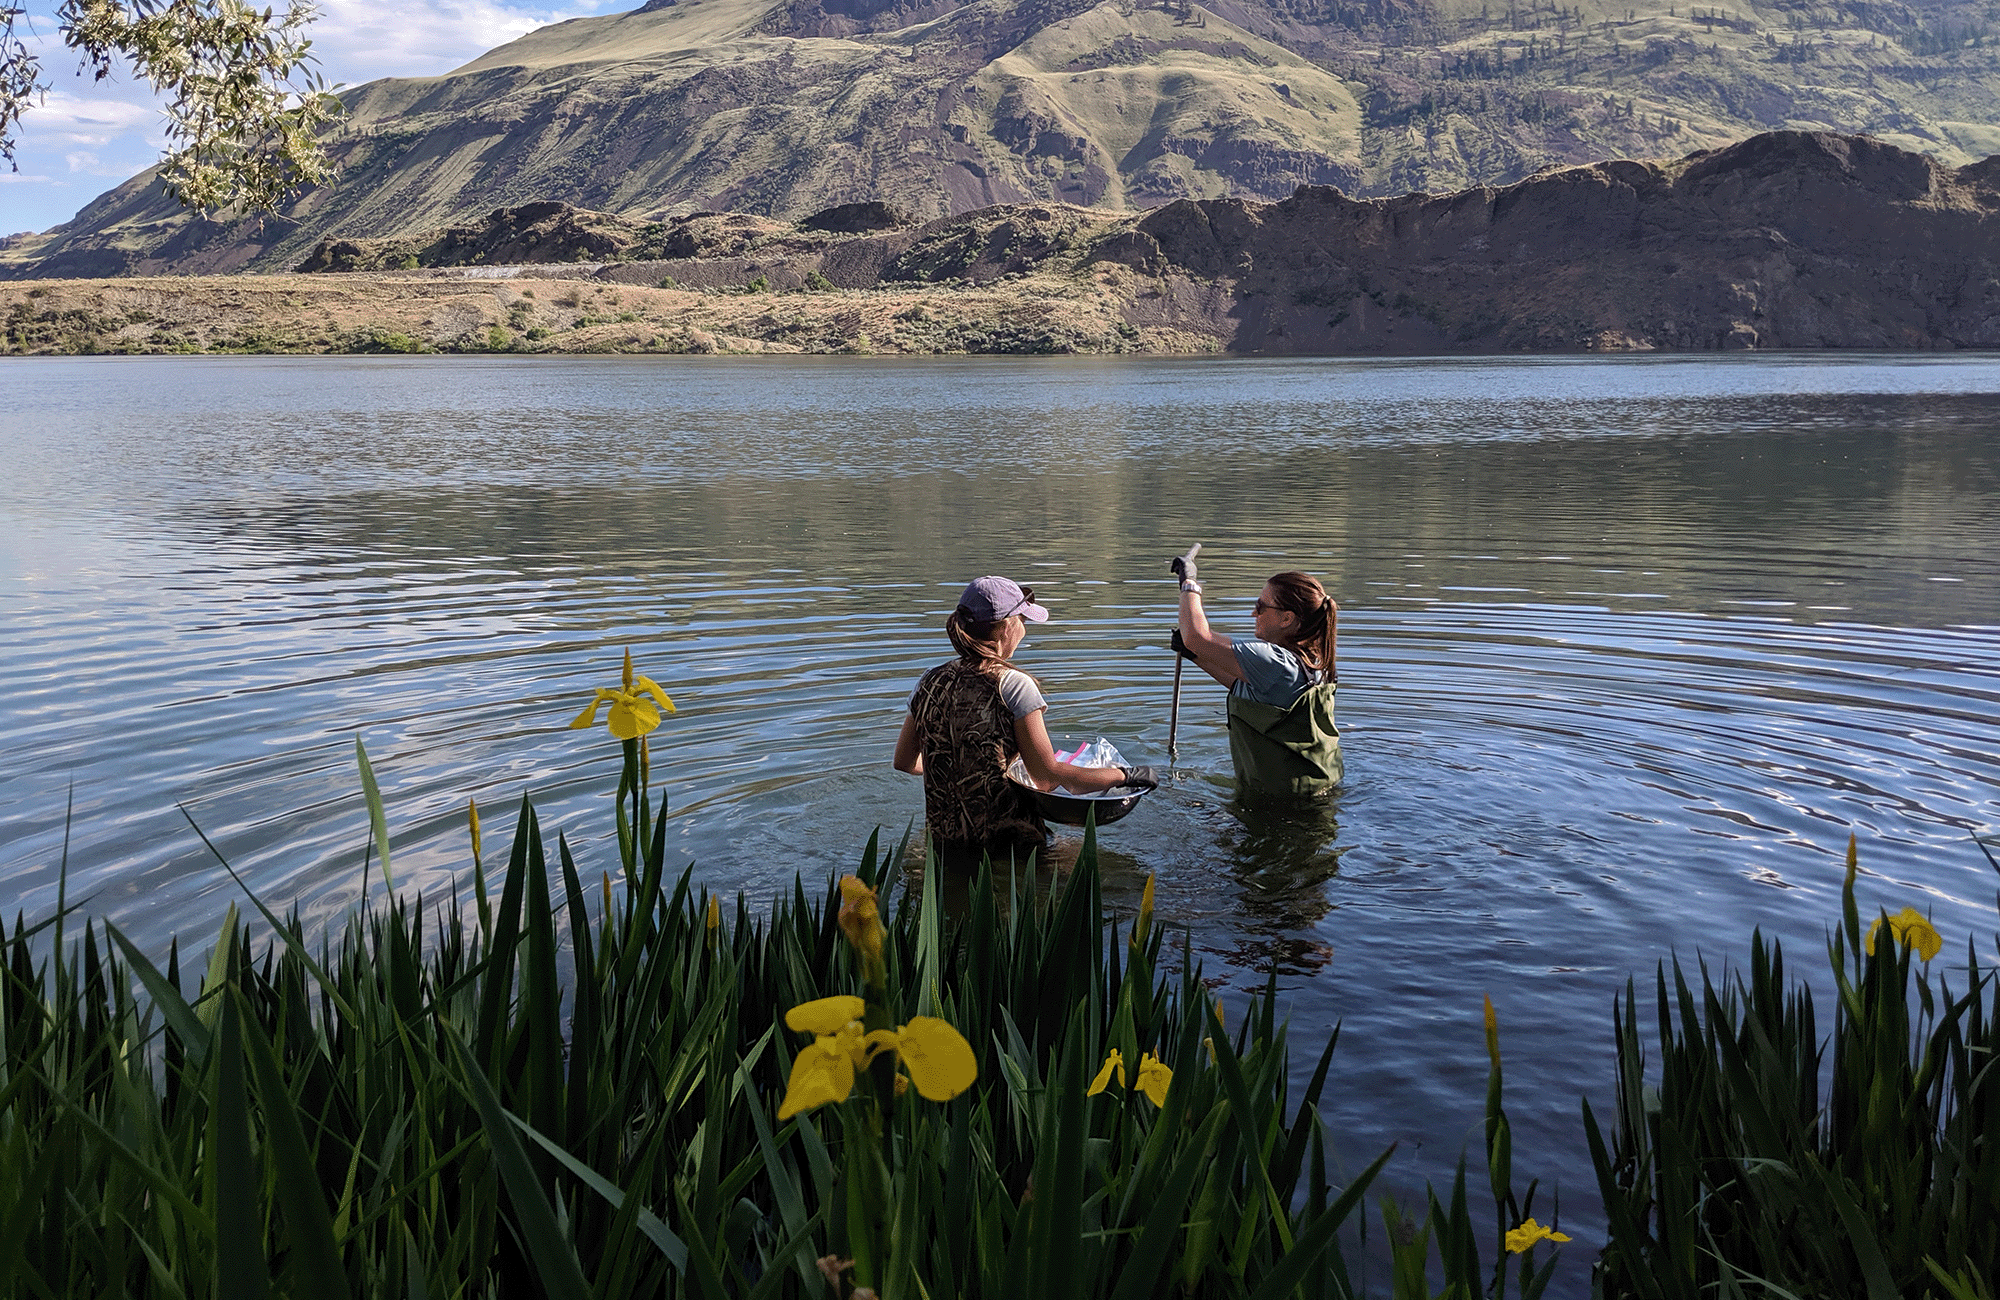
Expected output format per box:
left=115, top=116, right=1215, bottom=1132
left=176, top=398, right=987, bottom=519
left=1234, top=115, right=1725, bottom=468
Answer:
left=1168, top=544, right=1200, bottom=763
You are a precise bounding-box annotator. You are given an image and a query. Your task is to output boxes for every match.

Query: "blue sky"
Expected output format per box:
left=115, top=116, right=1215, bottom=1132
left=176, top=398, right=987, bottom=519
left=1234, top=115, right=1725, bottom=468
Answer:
left=1, top=0, right=625, bottom=236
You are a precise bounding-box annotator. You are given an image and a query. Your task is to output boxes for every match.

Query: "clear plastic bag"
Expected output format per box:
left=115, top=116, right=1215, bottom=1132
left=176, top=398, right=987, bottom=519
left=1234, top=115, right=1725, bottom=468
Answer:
left=1009, top=738, right=1131, bottom=796
left=1055, top=738, right=1129, bottom=771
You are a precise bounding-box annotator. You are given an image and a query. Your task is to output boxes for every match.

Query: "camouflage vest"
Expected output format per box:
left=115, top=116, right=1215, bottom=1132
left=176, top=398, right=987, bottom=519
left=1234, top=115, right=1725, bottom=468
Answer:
left=910, top=660, right=1048, bottom=850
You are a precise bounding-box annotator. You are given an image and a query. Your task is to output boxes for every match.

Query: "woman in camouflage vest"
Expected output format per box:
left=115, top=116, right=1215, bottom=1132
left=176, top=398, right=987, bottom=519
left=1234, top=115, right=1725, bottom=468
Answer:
left=894, top=576, right=1146, bottom=871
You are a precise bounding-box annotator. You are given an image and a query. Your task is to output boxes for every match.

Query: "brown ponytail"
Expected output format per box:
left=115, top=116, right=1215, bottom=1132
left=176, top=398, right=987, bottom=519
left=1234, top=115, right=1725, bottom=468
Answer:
left=946, top=608, right=1024, bottom=676
left=1266, top=571, right=1337, bottom=684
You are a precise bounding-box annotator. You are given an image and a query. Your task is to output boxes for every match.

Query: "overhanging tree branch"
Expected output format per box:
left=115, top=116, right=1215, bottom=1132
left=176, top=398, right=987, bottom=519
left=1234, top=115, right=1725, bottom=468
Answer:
left=1, top=0, right=340, bottom=213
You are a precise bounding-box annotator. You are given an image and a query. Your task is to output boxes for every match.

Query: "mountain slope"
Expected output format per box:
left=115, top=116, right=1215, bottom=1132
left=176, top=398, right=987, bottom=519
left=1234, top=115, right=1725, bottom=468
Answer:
left=5, top=0, right=2000, bottom=277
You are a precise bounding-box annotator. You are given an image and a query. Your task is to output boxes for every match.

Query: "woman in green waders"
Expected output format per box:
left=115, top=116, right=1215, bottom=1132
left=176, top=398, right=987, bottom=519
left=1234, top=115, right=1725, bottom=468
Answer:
left=1171, top=556, right=1342, bottom=794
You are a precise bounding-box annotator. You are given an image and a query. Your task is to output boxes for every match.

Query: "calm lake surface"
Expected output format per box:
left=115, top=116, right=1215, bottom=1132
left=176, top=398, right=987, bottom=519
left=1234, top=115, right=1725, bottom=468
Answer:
left=5, top=353, right=1999, bottom=1279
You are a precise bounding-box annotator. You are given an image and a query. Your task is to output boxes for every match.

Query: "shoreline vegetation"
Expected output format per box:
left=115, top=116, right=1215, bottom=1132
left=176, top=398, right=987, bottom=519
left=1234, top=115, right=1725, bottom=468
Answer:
left=3, top=656, right=1996, bottom=1296
left=8, top=131, right=2000, bottom=358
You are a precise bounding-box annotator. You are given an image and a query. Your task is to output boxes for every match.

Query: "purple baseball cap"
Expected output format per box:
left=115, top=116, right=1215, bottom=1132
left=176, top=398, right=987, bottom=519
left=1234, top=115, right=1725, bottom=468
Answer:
left=958, top=576, right=1049, bottom=623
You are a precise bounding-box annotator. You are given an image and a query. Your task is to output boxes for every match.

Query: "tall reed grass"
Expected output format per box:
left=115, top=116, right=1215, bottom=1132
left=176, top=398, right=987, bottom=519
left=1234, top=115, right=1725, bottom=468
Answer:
left=1587, top=836, right=2000, bottom=1298
left=0, top=725, right=1563, bottom=1298
left=21, top=689, right=1991, bottom=1299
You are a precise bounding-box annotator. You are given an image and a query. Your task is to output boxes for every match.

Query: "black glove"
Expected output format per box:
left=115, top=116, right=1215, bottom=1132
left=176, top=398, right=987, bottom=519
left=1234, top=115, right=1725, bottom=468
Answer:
left=1169, top=544, right=1200, bottom=584
left=1170, top=629, right=1199, bottom=662
left=1120, top=765, right=1161, bottom=790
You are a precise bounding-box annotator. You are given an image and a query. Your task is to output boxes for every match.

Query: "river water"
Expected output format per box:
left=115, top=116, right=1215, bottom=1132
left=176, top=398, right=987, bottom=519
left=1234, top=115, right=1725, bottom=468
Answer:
left=4, top=353, right=1999, bottom=1278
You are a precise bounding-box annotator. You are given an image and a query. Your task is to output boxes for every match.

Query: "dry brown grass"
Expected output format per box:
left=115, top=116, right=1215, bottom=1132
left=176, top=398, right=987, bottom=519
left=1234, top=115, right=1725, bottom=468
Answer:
left=0, top=267, right=1200, bottom=357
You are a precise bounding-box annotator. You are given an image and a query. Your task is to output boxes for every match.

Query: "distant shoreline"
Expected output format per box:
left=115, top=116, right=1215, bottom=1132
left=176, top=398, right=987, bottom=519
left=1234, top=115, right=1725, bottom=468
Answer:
left=2, top=262, right=1988, bottom=357
left=10, top=132, right=2000, bottom=357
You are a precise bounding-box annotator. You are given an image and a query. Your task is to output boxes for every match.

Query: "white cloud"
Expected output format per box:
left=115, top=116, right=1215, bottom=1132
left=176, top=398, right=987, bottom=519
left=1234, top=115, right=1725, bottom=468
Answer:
left=311, top=0, right=617, bottom=82
left=1, top=86, right=162, bottom=228
left=0, top=0, right=632, bottom=232
left=18, top=88, right=162, bottom=148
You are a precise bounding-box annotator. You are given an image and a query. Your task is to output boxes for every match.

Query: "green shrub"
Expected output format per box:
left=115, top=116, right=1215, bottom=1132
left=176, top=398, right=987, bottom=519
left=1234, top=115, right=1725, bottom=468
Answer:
left=223, top=327, right=288, bottom=353
left=351, top=326, right=429, bottom=353
left=485, top=324, right=512, bottom=351
left=803, top=270, right=835, bottom=292
left=746, top=275, right=770, bottom=293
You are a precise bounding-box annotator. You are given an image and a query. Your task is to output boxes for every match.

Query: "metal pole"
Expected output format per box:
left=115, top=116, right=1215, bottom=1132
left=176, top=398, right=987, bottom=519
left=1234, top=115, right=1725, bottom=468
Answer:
left=1167, top=542, right=1200, bottom=765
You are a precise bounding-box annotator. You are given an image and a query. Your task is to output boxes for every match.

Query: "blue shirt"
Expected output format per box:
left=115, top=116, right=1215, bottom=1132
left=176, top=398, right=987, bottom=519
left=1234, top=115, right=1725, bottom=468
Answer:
left=1231, top=639, right=1317, bottom=709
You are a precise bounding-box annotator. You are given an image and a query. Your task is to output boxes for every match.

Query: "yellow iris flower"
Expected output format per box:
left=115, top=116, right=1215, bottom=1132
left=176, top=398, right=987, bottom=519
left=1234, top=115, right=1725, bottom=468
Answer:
left=1504, top=1218, right=1571, bottom=1253
left=1088, top=1048, right=1125, bottom=1095
left=892, top=1016, right=978, bottom=1101
left=569, top=649, right=674, bottom=740
left=780, top=1028, right=866, bottom=1119
left=706, top=895, right=720, bottom=932
left=776, top=996, right=976, bottom=1119
left=1086, top=1047, right=1172, bottom=1105
left=787, top=995, right=866, bottom=1035
left=837, top=876, right=886, bottom=967
left=1866, top=907, right=1942, bottom=962
left=1131, top=873, right=1155, bottom=949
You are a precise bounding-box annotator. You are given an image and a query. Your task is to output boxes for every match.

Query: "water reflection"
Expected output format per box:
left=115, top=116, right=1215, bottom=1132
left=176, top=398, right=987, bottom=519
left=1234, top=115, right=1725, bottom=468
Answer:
left=1212, top=791, right=1346, bottom=973
left=140, top=410, right=2000, bottom=638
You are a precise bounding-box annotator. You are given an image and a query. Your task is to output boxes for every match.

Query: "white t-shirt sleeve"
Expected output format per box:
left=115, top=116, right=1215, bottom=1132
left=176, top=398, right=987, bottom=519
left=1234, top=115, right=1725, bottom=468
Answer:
left=996, top=669, right=1048, bottom=720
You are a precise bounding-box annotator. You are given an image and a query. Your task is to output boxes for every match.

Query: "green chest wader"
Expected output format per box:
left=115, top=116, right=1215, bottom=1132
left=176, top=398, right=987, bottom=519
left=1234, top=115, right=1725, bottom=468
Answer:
left=1226, top=683, right=1343, bottom=796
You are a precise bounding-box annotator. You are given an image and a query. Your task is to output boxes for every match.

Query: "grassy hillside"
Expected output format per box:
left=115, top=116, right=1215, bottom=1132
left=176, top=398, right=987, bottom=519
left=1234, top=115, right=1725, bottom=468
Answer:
left=1252, top=0, right=2000, bottom=194
left=3, top=0, right=1997, bottom=277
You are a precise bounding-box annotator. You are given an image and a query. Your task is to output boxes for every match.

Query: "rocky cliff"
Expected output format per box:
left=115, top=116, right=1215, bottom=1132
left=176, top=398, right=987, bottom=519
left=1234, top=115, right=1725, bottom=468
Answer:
left=1122, top=127, right=2000, bottom=350
left=6, top=133, right=1997, bottom=354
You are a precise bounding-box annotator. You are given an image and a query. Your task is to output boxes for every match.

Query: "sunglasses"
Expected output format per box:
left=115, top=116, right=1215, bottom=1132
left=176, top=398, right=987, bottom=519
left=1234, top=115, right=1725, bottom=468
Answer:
left=1253, top=598, right=1278, bottom=614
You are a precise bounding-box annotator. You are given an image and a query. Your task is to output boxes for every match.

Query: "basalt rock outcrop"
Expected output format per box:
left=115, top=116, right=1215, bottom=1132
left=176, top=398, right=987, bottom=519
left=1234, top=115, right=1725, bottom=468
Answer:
left=6, top=133, right=1999, bottom=355
left=1112, top=129, right=2000, bottom=351
left=291, top=204, right=861, bottom=272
